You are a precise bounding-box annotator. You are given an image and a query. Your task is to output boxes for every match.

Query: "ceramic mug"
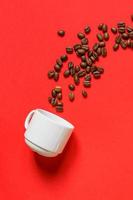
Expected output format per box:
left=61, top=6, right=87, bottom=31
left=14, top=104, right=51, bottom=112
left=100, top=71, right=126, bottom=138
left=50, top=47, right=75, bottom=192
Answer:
left=24, top=109, right=74, bottom=157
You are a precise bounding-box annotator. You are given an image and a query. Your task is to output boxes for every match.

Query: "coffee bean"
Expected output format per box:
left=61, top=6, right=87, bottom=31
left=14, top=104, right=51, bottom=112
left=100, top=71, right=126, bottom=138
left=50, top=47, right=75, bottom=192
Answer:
left=111, top=27, right=117, bottom=34
left=48, top=70, right=55, bottom=79
left=74, top=74, right=80, bottom=85
left=131, top=15, right=133, bottom=21
left=104, top=32, right=109, bottom=41
left=122, top=33, right=129, bottom=40
left=102, top=24, right=108, bottom=33
left=78, top=70, right=86, bottom=77
left=118, top=27, right=125, bottom=33
left=97, top=47, right=102, bottom=56
left=51, top=98, right=57, bottom=106
left=73, top=44, right=82, bottom=51
left=84, top=74, right=91, bottom=81
left=60, top=54, right=68, bottom=62
left=55, top=86, right=62, bottom=93
left=97, top=67, right=104, bottom=74
left=57, top=92, right=62, bottom=100
left=99, top=41, right=105, bottom=47
left=127, top=39, right=131, bottom=47
left=77, top=48, right=85, bottom=56
left=98, top=23, right=103, bottom=30
left=82, top=45, right=89, bottom=52
left=56, top=104, right=63, bottom=112
left=88, top=50, right=93, bottom=57
left=56, top=58, right=63, bottom=67
left=129, top=31, right=133, bottom=39
left=77, top=32, right=85, bottom=39
left=120, top=40, right=127, bottom=49
left=82, top=90, right=88, bottom=98
left=86, top=58, right=92, bottom=66
left=115, top=35, right=121, bottom=44
left=126, top=26, right=133, bottom=32
left=48, top=96, right=52, bottom=104
left=113, top=43, right=119, bottom=51
left=69, top=84, right=75, bottom=91
left=66, top=47, right=73, bottom=54
left=84, top=25, right=91, bottom=34
left=93, top=43, right=99, bottom=51
left=64, top=69, right=70, bottom=78
left=131, top=42, right=133, bottom=48
left=57, top=30, right=65, bottom=37
left=54, top=72, right=59, bottom=81
left=90, top=66, right=97, bottom=73
left=101, top=47, right=107, bottom=57
left=97, top=33, right=103, bottom=41
left=93, top=71, right=101, bottom=79
left=90, top=56, right=96, bottom=62
left=51, top=89, right=57, bottom=98
left=70, top=67, right=75, bottom=76
left=93, top=52, right=98, bottom=60
left=81, top=38, right=88, bottom=45
left=86, top=66, right=91, bottom=73
left=54, top=64, right=61, bottom=72
left=83, top=80, right=91, bottom=87
left=68, top=62, right=74, bottom=69
left=75, top=65, right=80, bottom=72
left=68, top=92, right=75, bottom=101
left=117, top=22, right=125, bottom=27
left=80, top=62, right=87, bottom=69
left=81, top=55, right=86, bottom=62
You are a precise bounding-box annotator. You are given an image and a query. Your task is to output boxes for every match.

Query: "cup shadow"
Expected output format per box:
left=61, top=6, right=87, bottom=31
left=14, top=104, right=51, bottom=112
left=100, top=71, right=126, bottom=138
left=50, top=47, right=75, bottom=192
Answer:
left=33, top=132, right=78, bottom=178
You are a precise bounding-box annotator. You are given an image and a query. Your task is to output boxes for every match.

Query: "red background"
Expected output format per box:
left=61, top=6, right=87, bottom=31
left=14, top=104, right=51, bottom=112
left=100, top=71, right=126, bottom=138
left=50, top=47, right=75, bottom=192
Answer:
left=0, top=0, right=133, bottom=199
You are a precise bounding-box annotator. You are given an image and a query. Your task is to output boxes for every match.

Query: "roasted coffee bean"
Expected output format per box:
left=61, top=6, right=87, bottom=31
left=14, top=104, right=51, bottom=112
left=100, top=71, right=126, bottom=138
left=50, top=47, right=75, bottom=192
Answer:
left=93, top=43, right=99, bottom=51
left=126, top=26, right=133, bottom=32
left=120, top=40, right=127, bottom=49
left=57, top=92, right=62, bottom=100
left=127, top=39, right=131, bottom=47
left=131, top=42, right=133, bottom=48
left=77, top=32, right=85, bottom=39
left=75, top=65, right=80, bottom=72
left=122, top=33, right=129, bottom=40
left=83, top=80, right=91, bottom=87
left=131, top=15, right=133, bottom=21
left=97, top=47, right=102, bottom=56
left=84, top=74, right=91, bottom=81
left=80, top=62, right=87, bottom=69
left=66, top=47, right=73, bottom=54
left=81, top=55, right=86, bottom=62
left=98, top=23, right=103, bottom=30
left=82, top=90, right=88, bottom=98
left=111, top=27, right=117, bottom=34
left=102, top=24, right=108, bottom=33
left=86, top=66, right=91, bottom=73
left=97, top=33, right=103, bottom=41
left=81, top=38, right=88, bottom=45
left=117, top=22, right=125, bottom=27
left=48, top=70, right=55, bottom=79
left=113, top=43, right=119, bottom=51
left=74, top=74, right=80, bottom=85
left=48, top=96, right=52, bottom=104
left=101, top=47, right=107, bottom=57
left=90, top=66, right=97, bottom=73
left=56, top=58, right=63, bottom=67
left=56, top=105, right=63, bottom=112
left=104, top=32, right=109, bottom=41
left=129, top=31, right=133, bottom=39
left=68, top=84, right=75, bottom=91
left=68, top=92, right=75, bottom=101
left=84, top=25, right=91, bottom=34
left=86, top=58, right=92, bottom=66
left=51, top=98, right=57, bottom=106
left=78, top=70, right=86, bottom=77
left=54, top=72, right=59, bottom=81
left=93, top=71, right=101, bottom=79
left=93, top=52, right=98, bottom=60
left=90, top=56, right=96, bottom=62
left=88, top=50, right=93, bottom=57
left=64, top=69, right=70, bottom=78
left=70, top=68, right=75, bottom=76
left=115, top=35, right=121, bottom=44
left=77, top=48, right=85, bottom=56
left=99, top=41, right=105, bottom=47
left=51, top=89, right=57, bottom=98
left=60, top=54, right=68, bottom=62
left=55, top=86, right=62, bottom=93
left=118, top=27, right=125, bottom=33
left=82, top=45, right=89, bottom=52
left=57, top=30, right=65, bottom=37
left=97, top=67, right=104, bottom=74
left=54, top=64, right=61, bottom=72
left=73, top=44, right=82, bottom=51
left=68, top=62, right=74, bottom=69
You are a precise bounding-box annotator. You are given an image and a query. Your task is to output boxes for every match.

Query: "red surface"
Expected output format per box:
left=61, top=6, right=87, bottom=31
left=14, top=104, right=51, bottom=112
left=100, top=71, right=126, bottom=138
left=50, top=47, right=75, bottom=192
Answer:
left=0, top=0, right=133, bottom=199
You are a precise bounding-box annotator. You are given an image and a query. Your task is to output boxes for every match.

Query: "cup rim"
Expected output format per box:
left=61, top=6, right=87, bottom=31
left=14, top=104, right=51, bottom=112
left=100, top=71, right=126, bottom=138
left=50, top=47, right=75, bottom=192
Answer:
left=36, top=109, right=75, bottom=130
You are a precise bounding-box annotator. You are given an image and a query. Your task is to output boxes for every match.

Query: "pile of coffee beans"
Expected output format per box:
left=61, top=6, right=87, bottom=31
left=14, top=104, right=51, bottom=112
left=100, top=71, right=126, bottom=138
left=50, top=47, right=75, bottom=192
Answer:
left=48, top=15, right=133, bottom=112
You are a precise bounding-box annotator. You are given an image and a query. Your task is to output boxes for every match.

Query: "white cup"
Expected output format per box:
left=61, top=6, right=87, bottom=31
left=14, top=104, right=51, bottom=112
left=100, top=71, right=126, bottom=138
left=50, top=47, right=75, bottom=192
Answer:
left=24, top=109, right=74, bottom=157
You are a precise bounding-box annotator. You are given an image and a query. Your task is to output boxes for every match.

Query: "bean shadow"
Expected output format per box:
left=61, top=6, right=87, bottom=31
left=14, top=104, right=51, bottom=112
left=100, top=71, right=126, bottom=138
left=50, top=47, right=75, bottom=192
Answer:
left=33, top=132, right=78, bottom=178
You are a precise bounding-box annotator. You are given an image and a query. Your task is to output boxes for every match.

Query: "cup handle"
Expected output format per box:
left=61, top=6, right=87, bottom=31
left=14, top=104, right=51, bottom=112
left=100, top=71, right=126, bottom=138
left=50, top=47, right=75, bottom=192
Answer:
left=24, top=110, right=36, bottom=129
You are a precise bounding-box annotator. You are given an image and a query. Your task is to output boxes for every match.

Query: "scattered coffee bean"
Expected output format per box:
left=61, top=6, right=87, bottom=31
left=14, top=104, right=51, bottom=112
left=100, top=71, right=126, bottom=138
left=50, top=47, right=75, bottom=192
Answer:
left=104, top=32, right=109, bottom=41
left=97, top=33, right=103, bottom=41
left=57, top=92, right=62, bottom=100
left=55, top=86, right=62, bottom=93
left=83, top=80, right=91, bottom=87
left=88, top=50, right=93, bottom=57
left=97, top=47, right=102, bottom=56
left=118, top=27, right=125, bottom=33
left=81, top=38, right=88, bottom=45
left=54, top=72, right=59, bottom=81
left=54, top=64, right=61, bottom=72
left=98, top=23, right=103, bottom=30
left=93, top=52, right=98, bottom=60
left=68, top=62, right=74, bottom=69
left=93, top=71, right=101, bottom=79
left=57, top=30, right=65, bottom=37
left=101, top=47, right=107, bottom=57
left=102, top=24, right=108, bottom=33
left=129, top=31, right=133, bottom=39
left=120, top=40, right=127, bottom=49
left=111, top=27, right=117, bottom=34
left=78, top=70, right=86, bottom=77
left=122, top=33, right=129, bottom=40
left=82, top=90, right=88, bottom=98
left=69, top=92, right=75, bottom=101
left=73, top=44, right=82, bottom=51
left=56, top=104, right=63, bottom=112
left=75, top=65, right=80, bottom=72
left=82, top=45, right=89, bottom=52
left=74, top=74, right=80, bottom=85
left=91, top=66, right=97, bottom=73
left=84, top=74, right=91, bottom=81
left=80, top=62, right=87, bottom=69
left=66, top=47, right=73, bottom=54
left=56, top=58, right=63, bottom=67
left=97, top=67, right=104, bottom=74
left=51, top=89, right=57, bottom=98
left=93, top=43, right=99, bottom=51
left=70, top=67, right=75, bottom=76
left=64, top=69, right=70, bottom=78
left=60, top=54, right=68, bottom=62
left=113, top=43, right=119, bottom=51
left=131, top=42, right=133, bottom=48
left=86, top=66, right=91, bottom=73
left=51, top=98, right=57, bottom=106
left=77, top=32, right=85, bottom=39
left=90, top=55, right=96, bottom=63
left=48, top=96, right=52, bottom=104
left=84, top=25, right=91, bottom=34
left=69, top=84, right=75, bottom=91
left=126, top=26, right=133, bottom=32
left=99, top=41, right=105, bottom=47
left=48, top=70, right=55, bottom=79
left=81, top=55, right=86, bottom=62
left=115, top=35, right=121, bottom=44
left=117, top=22, right=125, bottom=27
left=86, top=58, right=92, bottom=66
left=77, top=48, right=85, bottom=56
left=127, top=39, right=131, bottom=47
